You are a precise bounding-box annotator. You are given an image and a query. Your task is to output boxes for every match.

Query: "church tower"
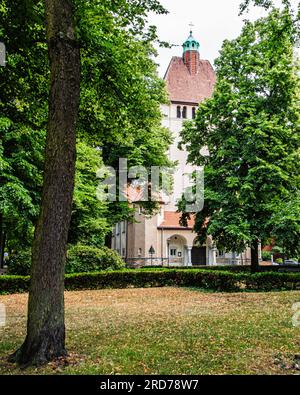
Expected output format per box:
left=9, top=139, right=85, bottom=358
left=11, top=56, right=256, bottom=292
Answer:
left=183, top=30, right=200, bottom=75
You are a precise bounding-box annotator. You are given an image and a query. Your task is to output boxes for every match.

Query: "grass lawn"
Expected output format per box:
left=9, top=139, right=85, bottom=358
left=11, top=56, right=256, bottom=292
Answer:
left=0, top=287, right=300, bottom=375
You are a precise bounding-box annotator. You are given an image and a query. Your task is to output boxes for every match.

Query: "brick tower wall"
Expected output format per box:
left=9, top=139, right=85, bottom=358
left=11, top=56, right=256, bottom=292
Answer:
left=183, top=50, right=200, bottom=75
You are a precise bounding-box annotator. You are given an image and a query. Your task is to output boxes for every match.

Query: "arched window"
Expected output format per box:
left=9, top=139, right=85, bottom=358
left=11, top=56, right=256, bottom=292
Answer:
left=192, top=107, right=196, bottom=119
left=182, top=106, right=187, bottom=119
left=177, top=106, right=181, bottom=118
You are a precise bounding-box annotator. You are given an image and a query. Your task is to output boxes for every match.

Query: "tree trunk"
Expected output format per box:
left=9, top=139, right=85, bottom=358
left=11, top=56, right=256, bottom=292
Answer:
left=251, top=239, right=260, bottom=273
left=0, top=231, right=6, bottom=269
left=0, top=214, right=4, bottom=269
left=9, top=0, right=80, bottom=366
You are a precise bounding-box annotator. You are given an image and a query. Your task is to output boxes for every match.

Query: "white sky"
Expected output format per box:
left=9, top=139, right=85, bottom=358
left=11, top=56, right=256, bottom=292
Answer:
left=149, top=0, right=298, bottom=76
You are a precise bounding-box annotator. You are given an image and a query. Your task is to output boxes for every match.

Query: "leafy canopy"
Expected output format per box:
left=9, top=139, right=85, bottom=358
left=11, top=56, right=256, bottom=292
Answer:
left=0, top=0, right=172, bottom=250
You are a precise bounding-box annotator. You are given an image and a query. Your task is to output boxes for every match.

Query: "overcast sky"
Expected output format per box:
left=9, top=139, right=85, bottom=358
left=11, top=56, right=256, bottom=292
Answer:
left=149, top=0, right=298, bottom=76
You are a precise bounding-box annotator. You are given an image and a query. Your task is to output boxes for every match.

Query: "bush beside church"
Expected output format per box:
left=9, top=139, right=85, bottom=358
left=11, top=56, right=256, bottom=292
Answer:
left=6, top=244, right=125, bottom=276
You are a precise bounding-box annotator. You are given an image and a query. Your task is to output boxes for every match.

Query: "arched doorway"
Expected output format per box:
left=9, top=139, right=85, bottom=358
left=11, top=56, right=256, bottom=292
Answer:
left=167, top=235, right=187, bottom=266
left=191, top=238, right=207, bottom=266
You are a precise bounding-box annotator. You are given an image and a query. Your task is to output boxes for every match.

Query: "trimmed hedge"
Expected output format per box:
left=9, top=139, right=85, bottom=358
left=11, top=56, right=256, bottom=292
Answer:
left=0, top=275, right=30, bottom=294
left=140, top=265, right=300, bottom=273
left=1, top=269, right=300, bottom=294
left=243, top=272, right=300, bottom=291
left=7, top=249, right=32, bottom=276
left=141, top=265, right=252, bottom=272
left=64, top=270, right=241, bottom=292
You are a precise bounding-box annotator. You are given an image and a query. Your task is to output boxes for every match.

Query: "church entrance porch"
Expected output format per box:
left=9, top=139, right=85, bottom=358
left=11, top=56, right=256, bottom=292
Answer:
left=167, top=235, right=187, bottom=266
left=191, top=246, right=207, bottom=266
left=191, top=237, right=209, bottom=266
left=165, top=233, right=211, bottom=267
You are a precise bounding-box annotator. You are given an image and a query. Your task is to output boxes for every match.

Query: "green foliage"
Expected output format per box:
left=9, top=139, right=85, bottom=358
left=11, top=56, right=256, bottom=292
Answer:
left=7, top=249, right=31, bottom=276
left=272, top=245, right=283, bottom=254
left=242, top=271, right=300, bottom=291
left=1, top=269, right=300, bottom=294
left=240, top=0, right=300, bottom=39
left=76, top=0, right=173, bottom=218
left=70, top=142, right=111, bottom=247
left=74, top=1, right=172, bottom=165
left=275, top=258, right=284, bottom=264
left=262, top=251, right=272, bottom=261
left=0, top=0, right=173, bottom=252
left=65, top=270, right=241, bottom=292
left=65, top=244, right=125, bottom=274
left=267, top=196, right=300, bottom=257
left=0, top=274, right=30, bottom=294
left=144, top=264, right=300, bottom=272
left=0, top=1, right=46, bottom=249
left=6, top=243, right=125, bottom=275
left=180, top=8, right=300, bottom=257
left=240, top=0, right=298, bottom=13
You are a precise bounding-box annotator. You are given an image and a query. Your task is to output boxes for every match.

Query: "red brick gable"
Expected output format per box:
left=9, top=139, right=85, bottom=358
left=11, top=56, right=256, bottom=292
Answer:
left=158, top=211, right=195, bottom=230
left=164, top=56, right=216, bottom=104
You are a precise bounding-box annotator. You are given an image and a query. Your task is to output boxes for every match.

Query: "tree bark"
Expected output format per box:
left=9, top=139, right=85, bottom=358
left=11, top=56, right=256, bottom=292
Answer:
left=9, top=0, right=80, bottom=366
left=0, top=214, right=4, bottom=269
left=251, top=239, right=260, bottom=273
left=0, top=231, right=6, bottom=269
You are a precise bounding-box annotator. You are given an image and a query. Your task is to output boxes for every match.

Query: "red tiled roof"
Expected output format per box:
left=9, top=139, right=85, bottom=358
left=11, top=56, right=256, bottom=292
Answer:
left=158, top=211, right=195, bottom=230
left=164, top=56, right=216, bottom=104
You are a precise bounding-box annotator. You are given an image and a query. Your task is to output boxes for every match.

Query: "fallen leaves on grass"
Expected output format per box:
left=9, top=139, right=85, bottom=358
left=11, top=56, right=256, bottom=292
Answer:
left=1, top=288, right=300, bottom=375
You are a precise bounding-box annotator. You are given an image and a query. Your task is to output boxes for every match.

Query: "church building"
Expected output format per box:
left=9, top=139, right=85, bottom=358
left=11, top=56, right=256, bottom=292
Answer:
left=112, top=31, right=254, bottom=267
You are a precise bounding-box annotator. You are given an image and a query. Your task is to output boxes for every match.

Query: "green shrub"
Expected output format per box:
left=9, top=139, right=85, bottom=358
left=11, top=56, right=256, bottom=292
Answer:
left=262, top=251, right=272, bottom=261
left=6, top=244, right=125, bottom=276
left=1, top=269, right=300, bottom=295
left=141, top=265, right=252, bottom=272
left=0, top=275, right=30, bottom=294
left=7, top=249, right=32, bottom=276
left=275, top=258, right=283, bottom=264
left=243, top=272, right=300, bottom=291
left=65, top=244, right=125, bottom=273
left=272, top=246, right=283, bottom=254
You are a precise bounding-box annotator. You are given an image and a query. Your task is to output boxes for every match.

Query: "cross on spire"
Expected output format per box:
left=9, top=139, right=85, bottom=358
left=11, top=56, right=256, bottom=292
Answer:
left=189, top=22, right=194, bottom=34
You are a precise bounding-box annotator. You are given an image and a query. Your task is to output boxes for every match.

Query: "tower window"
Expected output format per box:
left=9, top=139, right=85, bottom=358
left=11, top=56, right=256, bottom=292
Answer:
left=192, top=107, right=196, bottom=119
left=177, top=106, right=181, bottom=118
left=182, top=106, right=187, bottom=119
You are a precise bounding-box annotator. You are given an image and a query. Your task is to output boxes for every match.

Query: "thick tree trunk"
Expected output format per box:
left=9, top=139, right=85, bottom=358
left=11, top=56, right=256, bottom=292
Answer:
left=251, top=239, right=260, bottom=273
left=9, top=0, right=80, bottom=366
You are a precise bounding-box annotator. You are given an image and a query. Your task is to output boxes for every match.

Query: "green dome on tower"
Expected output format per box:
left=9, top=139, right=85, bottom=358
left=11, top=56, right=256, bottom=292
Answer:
left=183, top=31, right=200, bottom=53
